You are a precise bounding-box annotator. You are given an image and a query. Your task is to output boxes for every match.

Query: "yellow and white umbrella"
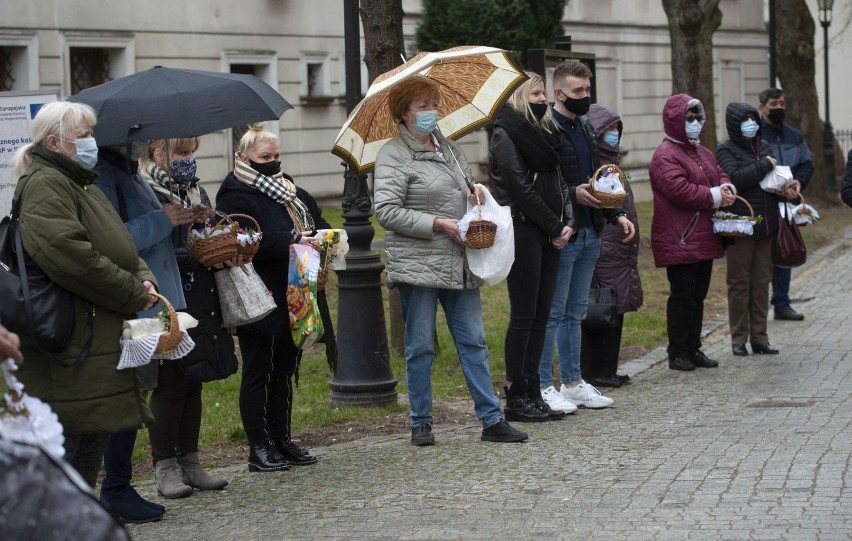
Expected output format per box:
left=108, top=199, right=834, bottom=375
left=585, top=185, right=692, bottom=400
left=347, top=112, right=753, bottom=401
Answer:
left=331, top=45, right=528, bottom=174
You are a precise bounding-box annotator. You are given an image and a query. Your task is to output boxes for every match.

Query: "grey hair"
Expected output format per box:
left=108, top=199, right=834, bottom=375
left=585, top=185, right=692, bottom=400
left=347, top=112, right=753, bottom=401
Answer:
left=12, top=101, right=97, bottom=176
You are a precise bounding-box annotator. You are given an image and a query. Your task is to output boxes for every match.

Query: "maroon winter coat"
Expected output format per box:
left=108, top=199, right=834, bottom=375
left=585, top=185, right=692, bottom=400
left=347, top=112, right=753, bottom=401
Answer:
left=649, top=94, right=732, bottom=268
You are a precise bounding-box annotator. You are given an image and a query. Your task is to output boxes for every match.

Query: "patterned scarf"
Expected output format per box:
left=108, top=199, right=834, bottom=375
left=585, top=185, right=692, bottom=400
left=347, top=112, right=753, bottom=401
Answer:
left=144, top=161, right=202, bottom=208
left=233, top=156, right=314, bottom=232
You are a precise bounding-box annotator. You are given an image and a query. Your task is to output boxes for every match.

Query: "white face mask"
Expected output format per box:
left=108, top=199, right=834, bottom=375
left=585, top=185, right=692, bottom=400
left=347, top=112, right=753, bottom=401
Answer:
left=685, top=120, right=702, bottom=140
left=71, top=137, right=99, bottom=169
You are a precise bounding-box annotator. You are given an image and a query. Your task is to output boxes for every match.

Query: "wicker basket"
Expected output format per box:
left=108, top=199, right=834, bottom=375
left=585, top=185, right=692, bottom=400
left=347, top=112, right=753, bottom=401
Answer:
left=153, top=292, right=182, bottom=354
left=229, top=213, right=263, bottom=258
left=589, top=164, right=628, bottom=208
left=712, top=195, right=757, bottom=238
left=466, top=191, right=497, bottom=249
left=792, top=191, right=811, bottom=227
left=187, top=212, right=239, bottom=266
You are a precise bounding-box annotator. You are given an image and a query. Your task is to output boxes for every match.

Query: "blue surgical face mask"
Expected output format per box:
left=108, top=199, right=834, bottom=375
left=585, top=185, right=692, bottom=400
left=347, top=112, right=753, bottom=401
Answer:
left=685, top=120, right=702, bottom=140
left=72, top=137, right=98, bottom=169
left=603, top=130, right=620, bottom=148
left=741, top=119, right=759, bottom=138
left=411, top=110, right=439, bottom=135
left=170, top=158, right=197, bottom=184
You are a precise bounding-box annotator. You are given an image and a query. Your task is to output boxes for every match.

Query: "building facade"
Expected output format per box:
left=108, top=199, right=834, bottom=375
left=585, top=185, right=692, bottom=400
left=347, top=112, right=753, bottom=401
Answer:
left=1, top=1, right=770, bottom=202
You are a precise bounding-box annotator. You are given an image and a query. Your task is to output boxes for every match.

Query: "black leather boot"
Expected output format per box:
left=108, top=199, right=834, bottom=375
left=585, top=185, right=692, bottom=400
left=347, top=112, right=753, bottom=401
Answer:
left=248, top=441, right=290, bottom=472
left=272, top=439, right=318, bottom=466
left=503, top=380, right=548, bottom=423
left=525, top=375, right=566, bottom=420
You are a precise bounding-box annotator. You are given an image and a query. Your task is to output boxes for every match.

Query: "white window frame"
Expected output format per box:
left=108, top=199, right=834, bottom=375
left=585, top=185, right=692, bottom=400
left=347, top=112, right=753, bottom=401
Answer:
left=0, top=32, right=39, bottom=90
left=221, top=52, right=280, bottom=169
left=301, top=52, right=331, bottom=99
left=60, top=32, right=135, bottom=97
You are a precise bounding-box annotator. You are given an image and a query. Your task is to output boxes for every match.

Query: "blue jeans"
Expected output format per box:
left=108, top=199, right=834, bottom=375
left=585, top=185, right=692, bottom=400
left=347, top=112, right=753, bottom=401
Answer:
left=397, top=283, right=503, bottom=428
left=771, top=265, right=792, bottom=313
left=539, top=226, right=601, bottom=388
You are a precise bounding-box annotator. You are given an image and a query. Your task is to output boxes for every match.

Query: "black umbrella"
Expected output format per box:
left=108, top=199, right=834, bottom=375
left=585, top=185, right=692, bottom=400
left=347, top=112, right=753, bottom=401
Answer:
left=69, top=66, right=293, bottom=145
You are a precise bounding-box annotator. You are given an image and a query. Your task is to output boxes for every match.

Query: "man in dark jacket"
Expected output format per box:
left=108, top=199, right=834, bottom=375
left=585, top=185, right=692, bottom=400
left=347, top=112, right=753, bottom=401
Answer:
left=758, top=88, right=813, bottom=321
left=538, top=60, right=634, bottom=410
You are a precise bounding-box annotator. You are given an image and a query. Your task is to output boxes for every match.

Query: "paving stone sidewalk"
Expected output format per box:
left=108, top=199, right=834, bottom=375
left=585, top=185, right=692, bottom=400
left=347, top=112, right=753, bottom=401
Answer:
left=129, top=229, right=852, bottom=541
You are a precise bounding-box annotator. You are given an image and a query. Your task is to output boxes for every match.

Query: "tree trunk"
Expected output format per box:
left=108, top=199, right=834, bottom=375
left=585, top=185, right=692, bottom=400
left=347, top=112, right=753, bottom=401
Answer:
left=360, top=0, right=407, bottom=354
left=775, top=0, right=830, bottom=198
left=360, top=0, right=405, bottom=83
left=662, top=0, right=722, bottom=151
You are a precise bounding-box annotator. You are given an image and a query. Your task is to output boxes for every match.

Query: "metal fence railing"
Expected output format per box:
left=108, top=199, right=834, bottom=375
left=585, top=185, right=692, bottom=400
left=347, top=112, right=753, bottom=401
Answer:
left=835, top=128, right=852, bottom=159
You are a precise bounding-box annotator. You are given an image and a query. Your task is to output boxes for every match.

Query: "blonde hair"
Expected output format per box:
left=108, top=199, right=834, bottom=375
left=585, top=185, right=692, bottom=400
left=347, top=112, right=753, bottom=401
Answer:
left=142, top=137, right=200, bottom=169
left=386, top=76, right=440, bottom=122
left=13, top=101, right=97, bottom=176
left=237, top=123, right=279, bottom=156
left=506, top=71, right=557, bottom=133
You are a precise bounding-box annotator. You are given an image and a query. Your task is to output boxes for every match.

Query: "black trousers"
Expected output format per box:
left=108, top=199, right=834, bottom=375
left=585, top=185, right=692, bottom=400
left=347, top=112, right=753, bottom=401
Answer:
left=236, top=328, right=300, bottom=445
left=665, top=260, right=713, bottom=359
left=580, top=313, right=624, bottom=379
left=504, top=222, right=560, bottom=382
left=64, top=433, right=110, bottom=488
left=148, top=360, right=203, bottom=463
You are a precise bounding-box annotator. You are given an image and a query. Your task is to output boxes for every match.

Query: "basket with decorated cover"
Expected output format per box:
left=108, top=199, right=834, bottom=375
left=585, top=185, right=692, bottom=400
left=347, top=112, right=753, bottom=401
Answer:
left=228, top=213, right=262, bottom=258
left=589, top=164, right=627, bottom=208
left=712, top=195, right=762, bottom=237
left=187, top=212, right=239, bottom=266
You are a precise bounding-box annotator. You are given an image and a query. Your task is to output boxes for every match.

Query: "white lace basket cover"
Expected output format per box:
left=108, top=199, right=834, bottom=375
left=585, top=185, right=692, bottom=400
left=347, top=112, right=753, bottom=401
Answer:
left=118, top=313, right=198, bottom=370
left=711, top=217, right=754, bottom=236
left=1, top=358, right=66, bottom=458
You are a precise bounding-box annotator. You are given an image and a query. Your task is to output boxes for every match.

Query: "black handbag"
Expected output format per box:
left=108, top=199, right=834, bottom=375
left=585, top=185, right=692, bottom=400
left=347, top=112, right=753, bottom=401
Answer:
left=583, top=278, right=619, bottom=330
left=772, top=211, right=807, bottom=268
left=0, top=176, right=92, bottom=364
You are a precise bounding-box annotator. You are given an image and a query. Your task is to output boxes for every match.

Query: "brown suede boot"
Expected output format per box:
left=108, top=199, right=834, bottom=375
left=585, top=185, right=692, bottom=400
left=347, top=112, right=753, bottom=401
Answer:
left=178, top=452, right=228, bottom=490
left=155, top=457, right=193, bottom=499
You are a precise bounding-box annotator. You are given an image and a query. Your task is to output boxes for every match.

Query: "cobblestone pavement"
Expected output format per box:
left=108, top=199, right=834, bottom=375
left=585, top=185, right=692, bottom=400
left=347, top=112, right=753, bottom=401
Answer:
left=129, top=230, right=852, bottom=541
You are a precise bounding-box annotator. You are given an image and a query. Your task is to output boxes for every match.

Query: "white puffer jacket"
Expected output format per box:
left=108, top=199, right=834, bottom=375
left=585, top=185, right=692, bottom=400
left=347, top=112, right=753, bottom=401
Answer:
left=375, top=124, right=482, bottom=290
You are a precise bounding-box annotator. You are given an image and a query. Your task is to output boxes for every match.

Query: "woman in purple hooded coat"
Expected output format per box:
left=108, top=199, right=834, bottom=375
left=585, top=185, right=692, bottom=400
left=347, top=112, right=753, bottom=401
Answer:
left=579, top=104, right=642, bottom=387
left=648, top=94, right=737, bottom=372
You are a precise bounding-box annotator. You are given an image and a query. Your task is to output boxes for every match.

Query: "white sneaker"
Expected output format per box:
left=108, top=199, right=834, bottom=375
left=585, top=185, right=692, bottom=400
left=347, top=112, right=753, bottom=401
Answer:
left=541, top=386, right=578, bottom=414
left=559, top=381, right=613, bottom=409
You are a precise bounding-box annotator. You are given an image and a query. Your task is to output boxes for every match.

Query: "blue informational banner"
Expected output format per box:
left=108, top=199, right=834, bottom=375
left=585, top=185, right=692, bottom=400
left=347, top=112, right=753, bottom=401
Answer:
left=0, top=90, right=59, bottom=215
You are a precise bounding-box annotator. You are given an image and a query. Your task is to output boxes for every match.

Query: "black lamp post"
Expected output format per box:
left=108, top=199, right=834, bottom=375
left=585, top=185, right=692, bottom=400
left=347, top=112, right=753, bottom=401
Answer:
left=329, top=0, right=398, bottom=405
left=818, top=0, right=837, bottom=190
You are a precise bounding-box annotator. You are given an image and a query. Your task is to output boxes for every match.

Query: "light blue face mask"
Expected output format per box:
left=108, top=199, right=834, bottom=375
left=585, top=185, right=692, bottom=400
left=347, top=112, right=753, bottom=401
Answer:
left=685, top=120, right=702, bottom=140
left=603, top=130, right=620, bottom=148
left=741, top=119, right=759, bottom=138
left=72, top=137, right=99, bottom=169
left=412, top=110, right=439, bottom=135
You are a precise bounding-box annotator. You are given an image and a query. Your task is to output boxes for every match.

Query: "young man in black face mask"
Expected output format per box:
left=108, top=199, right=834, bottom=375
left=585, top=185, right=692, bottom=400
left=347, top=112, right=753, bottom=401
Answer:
left=537, top=60, right=634, bottom=411
left=758, top=87, right=813, bottom=322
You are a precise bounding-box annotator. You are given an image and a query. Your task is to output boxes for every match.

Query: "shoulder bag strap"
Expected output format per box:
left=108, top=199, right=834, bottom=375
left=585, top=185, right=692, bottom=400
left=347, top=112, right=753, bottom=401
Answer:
left=15, top=176, right=93, bottom=367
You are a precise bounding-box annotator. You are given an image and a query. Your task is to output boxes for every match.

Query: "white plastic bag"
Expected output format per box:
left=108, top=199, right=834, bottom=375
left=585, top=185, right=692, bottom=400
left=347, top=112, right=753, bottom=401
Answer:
left=760, top=165, right=793, bottom=194
left=458, top=186, right=515, bottom=285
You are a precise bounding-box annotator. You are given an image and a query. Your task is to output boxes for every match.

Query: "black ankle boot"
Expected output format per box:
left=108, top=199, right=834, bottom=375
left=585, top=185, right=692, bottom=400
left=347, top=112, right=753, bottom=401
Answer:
left=503, top=381, right=548, bottom=423
left=272, top=439, right=318, bottom=466
left=525, top=375, right=566, bottom=420
left=248, top=441, right=290, bottom=472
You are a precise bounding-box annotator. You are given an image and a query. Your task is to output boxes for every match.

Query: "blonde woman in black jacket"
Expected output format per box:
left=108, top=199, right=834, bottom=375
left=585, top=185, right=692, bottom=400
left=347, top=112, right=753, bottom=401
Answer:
left=490, top=71, right=576, bottom=421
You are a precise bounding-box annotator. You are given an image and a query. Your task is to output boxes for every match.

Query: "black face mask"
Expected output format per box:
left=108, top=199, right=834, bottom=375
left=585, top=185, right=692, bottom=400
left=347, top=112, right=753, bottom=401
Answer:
left=529, top=102, right=549, bottom=120
left=250, top=159, right=281, bottom=177
left=561, top=95, right=591, bottom=116
left=767, top=107, right=785, bottom=125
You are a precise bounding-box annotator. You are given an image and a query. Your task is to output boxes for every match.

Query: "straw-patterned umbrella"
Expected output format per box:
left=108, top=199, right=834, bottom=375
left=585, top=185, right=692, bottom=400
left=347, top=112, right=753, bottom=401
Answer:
left=332, top=45, right=528, bottom=174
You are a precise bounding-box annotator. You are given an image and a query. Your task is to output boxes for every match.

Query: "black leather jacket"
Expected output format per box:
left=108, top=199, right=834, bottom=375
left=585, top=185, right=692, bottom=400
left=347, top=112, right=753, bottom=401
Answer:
left=489, top=125, right=574, bottom=238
